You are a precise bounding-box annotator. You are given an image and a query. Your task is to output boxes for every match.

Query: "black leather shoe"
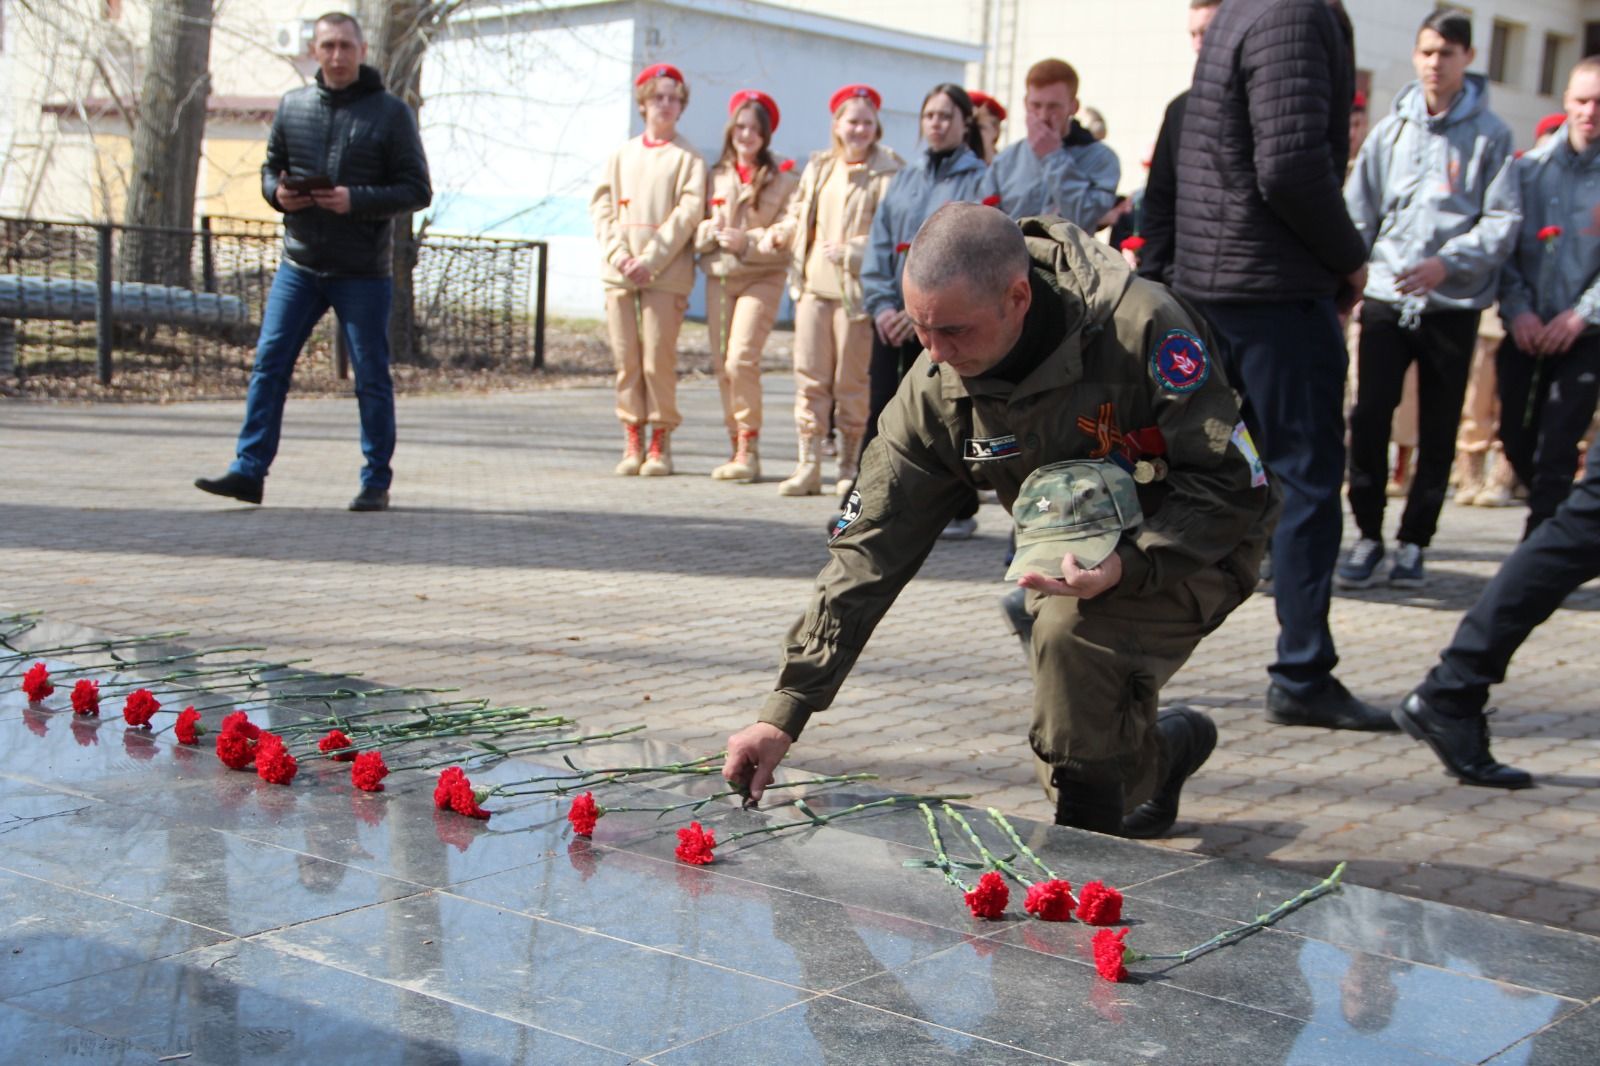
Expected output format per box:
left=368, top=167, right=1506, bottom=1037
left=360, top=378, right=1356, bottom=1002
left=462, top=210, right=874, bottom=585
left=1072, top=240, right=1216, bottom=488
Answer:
left=349, top=486, right=389, bottom=512
left=194, top=472, right=263, bottom=505
left=1394, top=692, right=1533, bottom=789
left=1122, top=706, right=1217, bottom=839
left=1266, top=679, right=1399, bottom=732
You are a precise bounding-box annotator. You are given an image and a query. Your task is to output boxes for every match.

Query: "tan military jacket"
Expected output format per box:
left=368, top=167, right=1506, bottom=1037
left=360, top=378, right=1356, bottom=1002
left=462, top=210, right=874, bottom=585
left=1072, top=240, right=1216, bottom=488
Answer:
left=694, top=159, right=799, bottom=281
left=759, top=217, right=1276, bottom=739
left=590, top=134, right=707, bottom=297
left=768, top=144, right=903, bottom=317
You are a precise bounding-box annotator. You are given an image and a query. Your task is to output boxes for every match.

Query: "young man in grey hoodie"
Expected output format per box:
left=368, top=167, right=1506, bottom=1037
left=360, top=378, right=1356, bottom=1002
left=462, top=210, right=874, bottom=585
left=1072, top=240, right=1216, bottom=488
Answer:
left=1338, top=8, right=1519, bottom=589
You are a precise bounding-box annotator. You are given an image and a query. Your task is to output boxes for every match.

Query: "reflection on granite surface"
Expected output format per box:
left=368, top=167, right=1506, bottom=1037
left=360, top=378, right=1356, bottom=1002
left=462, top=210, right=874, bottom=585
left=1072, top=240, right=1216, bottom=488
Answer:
left=2, top=623, right=1596, bottom=1064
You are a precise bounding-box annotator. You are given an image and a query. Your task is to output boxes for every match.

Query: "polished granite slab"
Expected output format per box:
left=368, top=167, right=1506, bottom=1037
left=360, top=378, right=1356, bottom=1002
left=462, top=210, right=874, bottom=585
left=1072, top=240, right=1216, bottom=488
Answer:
left=2, top=623, right=1598, bottom=1064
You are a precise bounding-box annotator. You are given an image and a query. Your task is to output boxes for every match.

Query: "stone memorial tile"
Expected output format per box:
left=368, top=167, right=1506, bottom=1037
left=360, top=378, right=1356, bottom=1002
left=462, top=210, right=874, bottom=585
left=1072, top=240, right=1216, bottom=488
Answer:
left=1487, top=1001, right=1600, bottom=1065
left=456, top=844, right=970, bottom=992
left=6, top=939, right=628, bottom=1064
left=264, top=890, right=807, bottom=1057
left=0, top=803, right=418, bottom=937
left=832, top=937, right=1468, bottom=1064
left=1125, top=857, right=1600, bottom=1001
left=991, top=897, right=1574, bottom=1064
left=655, top=994, right=1067, bottom=1064
left=0, top=871, right=229, bottom=999
left=0, top=1001, right=157, bottom=1064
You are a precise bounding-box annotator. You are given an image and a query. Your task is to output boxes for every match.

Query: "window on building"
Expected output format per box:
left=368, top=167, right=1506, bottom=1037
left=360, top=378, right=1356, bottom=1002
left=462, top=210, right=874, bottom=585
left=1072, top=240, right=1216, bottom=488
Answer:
left=1541, top=33, right=1572, bottom=97
left=1489, top=20, right=1525, bottom=87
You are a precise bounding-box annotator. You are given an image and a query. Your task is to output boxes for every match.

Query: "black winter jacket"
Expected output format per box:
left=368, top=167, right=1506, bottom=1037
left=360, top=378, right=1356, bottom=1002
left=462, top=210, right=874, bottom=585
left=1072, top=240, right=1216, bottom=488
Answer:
left=1136, top=90, right=1186, bottom=287
left=261, top=65, right=432, bottom=277
left=1174, top=0, right=1366, bottom=302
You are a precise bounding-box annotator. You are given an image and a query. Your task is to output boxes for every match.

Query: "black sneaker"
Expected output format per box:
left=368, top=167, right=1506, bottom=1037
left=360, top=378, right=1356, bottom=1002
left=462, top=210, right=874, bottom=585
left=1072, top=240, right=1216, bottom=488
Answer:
left=1266, top=678, right=1399, bottom=731
left=1393, top=692, right=1532, bottom=789
left=349, top=486, right=389, bottom=512
left=1335, top=538, right=1385, bottom=589
left=195, top=472, right=263, bottom=505
left=1122, top=706, right=1217, bottom=839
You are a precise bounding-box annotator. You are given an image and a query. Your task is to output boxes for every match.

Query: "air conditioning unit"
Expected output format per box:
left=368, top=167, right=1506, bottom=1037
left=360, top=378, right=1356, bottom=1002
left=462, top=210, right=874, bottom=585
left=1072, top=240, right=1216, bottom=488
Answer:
left=271, top=19, right=315, bottom=57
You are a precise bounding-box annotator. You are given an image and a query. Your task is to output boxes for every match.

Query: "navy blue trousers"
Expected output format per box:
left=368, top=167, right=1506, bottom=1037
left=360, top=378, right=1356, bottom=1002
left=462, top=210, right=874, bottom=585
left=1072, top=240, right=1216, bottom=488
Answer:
left=1192, top=298, right=1347, bottom=695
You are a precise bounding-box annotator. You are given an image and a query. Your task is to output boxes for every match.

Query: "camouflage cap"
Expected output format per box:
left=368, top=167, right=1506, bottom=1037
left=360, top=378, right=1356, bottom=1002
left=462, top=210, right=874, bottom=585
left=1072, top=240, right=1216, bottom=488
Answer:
left=1005, top=459, right=1143, bottom=582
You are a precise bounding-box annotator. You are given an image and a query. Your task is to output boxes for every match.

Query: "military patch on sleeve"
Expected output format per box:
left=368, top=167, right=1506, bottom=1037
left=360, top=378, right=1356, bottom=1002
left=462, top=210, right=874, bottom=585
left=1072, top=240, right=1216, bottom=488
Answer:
left=964, top=435, right=1020, bottom=462
left=1231, top=421, right=1269, bottom=488
left=830, top=489, right=864, bottom=539
left=1150, top=329, right=1210, bottom=393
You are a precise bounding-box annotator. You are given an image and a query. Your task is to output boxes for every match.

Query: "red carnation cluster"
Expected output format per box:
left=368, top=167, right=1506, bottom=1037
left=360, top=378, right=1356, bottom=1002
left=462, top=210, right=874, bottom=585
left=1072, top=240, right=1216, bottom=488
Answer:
left=1076, top=880, right=1124, bottom=926
left=1120, top=235, right=1146, bottom=253
left=351, top=751, right=388, bottom=792
left=434, top=767, right=491, bottom=819
left=1023, top=878, right=1076, bottom=922
left=567, top=791, right=602, bottom=836
left=964, top=870, right=1009, bottom=919
left=21, top=662, right=53, bottom=702
left=122, top=688, right=160, bottom=728
left=255, top=732, right=298, bottom=786
left=1092, top=928, right=1131, bottom=982
left=174, top=707, right=203, bottom=745
left=1538, top=225, right=1563, bottom=243
left=70, top=679, right=101, bottom=716
left=318, top=729, right=356, bottom=761
left=215, top=711, right=262, bottom=770
left=675, top=821, right=716, bottom=865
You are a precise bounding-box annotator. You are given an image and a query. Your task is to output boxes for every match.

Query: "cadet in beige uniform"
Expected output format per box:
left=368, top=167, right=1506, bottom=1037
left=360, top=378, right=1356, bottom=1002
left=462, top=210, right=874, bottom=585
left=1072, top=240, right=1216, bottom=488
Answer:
left=724, top=205, right=1276, bottom=837
left=696, top=90, right=800, bottom=482
left=765, top=84, right=903, bottom=499
left=590, top=63, right=706, bottom=477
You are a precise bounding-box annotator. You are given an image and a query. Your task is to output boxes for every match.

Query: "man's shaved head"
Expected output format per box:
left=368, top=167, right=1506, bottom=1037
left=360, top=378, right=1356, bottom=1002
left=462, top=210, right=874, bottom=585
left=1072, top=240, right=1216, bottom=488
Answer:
left=904, top=202, right=1029, bottom=304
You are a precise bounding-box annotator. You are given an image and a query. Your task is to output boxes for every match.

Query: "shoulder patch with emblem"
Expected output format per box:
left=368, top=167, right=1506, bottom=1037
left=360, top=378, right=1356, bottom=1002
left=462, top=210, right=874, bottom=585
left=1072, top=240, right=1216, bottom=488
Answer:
left=831, top=489, right=864, bottom=539
left=964, top=435, right=1020, bottom=462
left=1150, top=329, right=1210, bottom=393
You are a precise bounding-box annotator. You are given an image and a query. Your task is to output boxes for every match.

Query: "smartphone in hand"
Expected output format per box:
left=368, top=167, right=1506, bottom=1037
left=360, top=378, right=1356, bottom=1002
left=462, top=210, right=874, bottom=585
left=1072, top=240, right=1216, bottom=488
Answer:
left=281, top=174, right=334, bottom=194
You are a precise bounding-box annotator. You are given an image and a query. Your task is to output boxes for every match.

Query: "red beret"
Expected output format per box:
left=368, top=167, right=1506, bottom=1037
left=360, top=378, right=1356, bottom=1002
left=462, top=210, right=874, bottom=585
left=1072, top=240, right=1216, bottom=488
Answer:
left=829, top=84, right=882, bottom=114
left=1535, top=112, right=1566, bottom=139
left=729, top=89, right=780, bottom=131
left=1351, top=91, right=1367, bottom=111
left=969, top=91, right=1007, bottom=122
left=635, top=64, right=685, bottom=89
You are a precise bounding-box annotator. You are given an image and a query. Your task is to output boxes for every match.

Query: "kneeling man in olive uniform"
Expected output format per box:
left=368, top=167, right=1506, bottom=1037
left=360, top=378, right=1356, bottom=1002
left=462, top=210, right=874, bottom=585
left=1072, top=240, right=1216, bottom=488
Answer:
left=723, top=203, right=1275, bottom=836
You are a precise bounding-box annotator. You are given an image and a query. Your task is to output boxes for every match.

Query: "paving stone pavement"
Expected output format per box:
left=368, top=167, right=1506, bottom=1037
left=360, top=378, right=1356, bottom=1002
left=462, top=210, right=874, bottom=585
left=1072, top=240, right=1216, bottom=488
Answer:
left=3, top=375, right=1598, bottom=936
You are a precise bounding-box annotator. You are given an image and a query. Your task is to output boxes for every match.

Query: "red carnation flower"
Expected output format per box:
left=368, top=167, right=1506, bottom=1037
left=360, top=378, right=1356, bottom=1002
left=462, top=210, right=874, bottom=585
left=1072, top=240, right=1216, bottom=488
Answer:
left=567, top=791, right=602, bottom=836
left=675, top=821, right=717, bottom=865
left=618, top=198, right=630, bottom=207
left=779, top=159, right=795, bottom=172
left=351, top=751, right=389, bottom=792
left=710, top=197, right=726, bottom=207
left=70, top=679, right=101, bottom=716
left=1023, top=878, right=1076, bottom=922
left=963, top=870, right=1010, bottom=919
left=21, top=662, right=53, bottom=702
left=1092, top=928, right=1131, bottom=982
left=434, top=767, right=467, bottom=809
left=1076, top=880, right=1124, bottom=926
left=122, top=688, right=160, bottom=728
left=1538, top=225, right=1563, bottom=243
left=220, top=710, right=260, bottom=740
left=255, top=732, right=298, bottom=786
left=318, top=729, right=356, bottom=761
left=981, top=193, right=1001, bottom=207
left=174, top=706, right=203, bottom=745
left=895, top=242, right=911, bottom=254
left=1120, top=235, right=1146, bottom=253
left=216, top=712, right=260, bottom=769
left=434, top=768, right=491, bottom=818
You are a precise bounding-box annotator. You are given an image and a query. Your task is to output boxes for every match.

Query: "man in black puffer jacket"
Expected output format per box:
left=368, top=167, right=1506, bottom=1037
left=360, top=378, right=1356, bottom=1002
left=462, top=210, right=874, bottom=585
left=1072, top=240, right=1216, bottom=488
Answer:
left=196, top=11, right=431, bottom=513
left=1175, top=0, right=1395, bottom=732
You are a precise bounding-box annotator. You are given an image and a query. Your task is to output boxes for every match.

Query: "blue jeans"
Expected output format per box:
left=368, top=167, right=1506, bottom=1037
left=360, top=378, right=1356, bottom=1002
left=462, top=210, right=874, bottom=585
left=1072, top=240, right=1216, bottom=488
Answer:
left=230, top=261, right=395, bottom=490
left=1193, top=298, right=1347, bottom=696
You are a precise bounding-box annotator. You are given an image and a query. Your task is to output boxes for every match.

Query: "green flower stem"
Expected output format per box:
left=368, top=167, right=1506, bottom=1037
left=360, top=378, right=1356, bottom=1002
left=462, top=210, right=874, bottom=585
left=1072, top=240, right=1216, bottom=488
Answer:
left=87, top=660, right=307, bottom=691
left=986, top=808, right=1059, bottom=882
left=941, top=804, right=1029, bottom=886
left=920, top=803, right=970, bottom=891
left=388, top=725, right=651, bottom=775
left=600, top=773, right=879, bottom=818
left=493, top=753, right=727, bottom=796
left=721, top=793, right=969, bottom=848
left=0, top=632, right=189, bottom=663
left=1130, top=862, right=1347, bottom=967
left=38, top=646, right=268, bottom=679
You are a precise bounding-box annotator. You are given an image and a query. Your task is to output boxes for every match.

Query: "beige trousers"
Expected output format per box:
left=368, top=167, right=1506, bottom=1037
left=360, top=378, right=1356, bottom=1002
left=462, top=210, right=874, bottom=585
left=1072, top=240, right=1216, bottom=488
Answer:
left=791, top=292, right=872, bottom=437
left=605, top=287, right=687, bottom=429
left=705, top=273, right=783, bottom=436
left=1457, top=332, right=1501, bottom=455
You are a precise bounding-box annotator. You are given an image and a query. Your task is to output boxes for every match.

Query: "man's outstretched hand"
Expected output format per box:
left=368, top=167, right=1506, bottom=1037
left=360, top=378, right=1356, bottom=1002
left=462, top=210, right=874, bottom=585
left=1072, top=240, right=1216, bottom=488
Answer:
left=722, top=722, right=793, bottom=803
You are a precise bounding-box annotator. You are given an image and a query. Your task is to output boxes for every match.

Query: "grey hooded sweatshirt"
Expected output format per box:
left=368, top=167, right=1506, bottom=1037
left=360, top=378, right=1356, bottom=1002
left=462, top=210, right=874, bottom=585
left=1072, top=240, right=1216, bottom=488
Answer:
left=1344, top=74, right=1519, bottom=313
left=1498, top=122, right=1600, bottom=331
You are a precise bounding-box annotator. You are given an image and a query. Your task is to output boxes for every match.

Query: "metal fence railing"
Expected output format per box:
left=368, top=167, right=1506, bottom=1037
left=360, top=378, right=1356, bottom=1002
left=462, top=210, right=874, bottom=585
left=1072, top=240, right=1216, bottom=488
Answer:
left=0, top=215, right=548, bottom=384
